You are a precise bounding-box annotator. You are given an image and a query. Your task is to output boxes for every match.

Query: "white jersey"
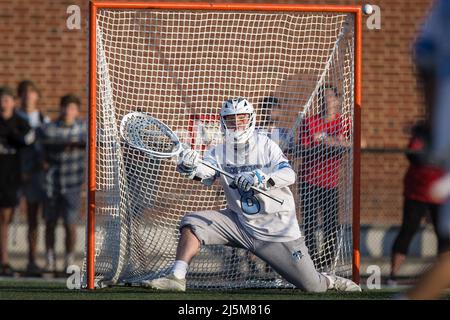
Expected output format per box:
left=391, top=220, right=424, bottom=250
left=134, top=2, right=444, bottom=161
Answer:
left=414, top=0, right=450, bottom=238
left=415, top=0, right=450, bottom=167
left=196, top=132, right=301, bottom=242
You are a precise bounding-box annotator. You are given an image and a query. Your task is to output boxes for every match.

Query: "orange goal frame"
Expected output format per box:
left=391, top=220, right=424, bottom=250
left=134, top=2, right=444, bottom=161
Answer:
left=88, top=1, right=362, bottom=290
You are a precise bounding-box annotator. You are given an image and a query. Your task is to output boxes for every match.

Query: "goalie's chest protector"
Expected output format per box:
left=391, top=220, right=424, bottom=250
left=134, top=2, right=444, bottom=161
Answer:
left=209, top=133, right=301, bottom=242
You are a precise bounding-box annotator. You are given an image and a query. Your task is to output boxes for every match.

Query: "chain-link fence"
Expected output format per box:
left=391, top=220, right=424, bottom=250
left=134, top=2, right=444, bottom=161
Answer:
left=7, top=193, right=87, bottom=275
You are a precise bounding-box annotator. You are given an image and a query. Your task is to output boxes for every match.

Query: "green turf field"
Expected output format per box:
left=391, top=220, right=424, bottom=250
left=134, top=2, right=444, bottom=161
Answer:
left=0, top=279, right=449, bottom=300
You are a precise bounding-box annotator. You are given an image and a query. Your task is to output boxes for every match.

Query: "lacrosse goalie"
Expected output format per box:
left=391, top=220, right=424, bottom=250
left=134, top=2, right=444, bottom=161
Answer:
left=142, top=97, right=361, bottom=293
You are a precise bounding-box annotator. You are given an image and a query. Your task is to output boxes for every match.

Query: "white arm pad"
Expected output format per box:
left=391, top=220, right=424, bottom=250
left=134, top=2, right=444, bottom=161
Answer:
left=195, top=162, right=218, bottom=186
left=195, top=163, right=216, bottom=180
left=267, top=167, right=296, bottom=189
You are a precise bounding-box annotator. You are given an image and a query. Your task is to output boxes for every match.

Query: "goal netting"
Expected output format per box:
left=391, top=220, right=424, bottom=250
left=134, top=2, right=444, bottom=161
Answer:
left=85, top=5, right=356, bottom=289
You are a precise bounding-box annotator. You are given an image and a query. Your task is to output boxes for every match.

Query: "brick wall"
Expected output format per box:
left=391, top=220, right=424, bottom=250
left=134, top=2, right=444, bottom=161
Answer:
left=0, top=0, right=435, bottom=224
left=0, top=0, right=89, bottom=119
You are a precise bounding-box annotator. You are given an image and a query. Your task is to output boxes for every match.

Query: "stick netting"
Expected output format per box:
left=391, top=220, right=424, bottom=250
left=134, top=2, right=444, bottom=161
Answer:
left=84, top=8, right=355, bottom=289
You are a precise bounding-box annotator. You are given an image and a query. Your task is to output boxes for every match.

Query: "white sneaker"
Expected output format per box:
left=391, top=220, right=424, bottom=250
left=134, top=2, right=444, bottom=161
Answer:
left=142, top=274, right=186, bottom=292
left=386, top=277, right=398, bottom=287
left=45, top=251, right=56, bottom=273
left=323, top=273, right=362, bottom=292
left=64, top=253, right=75, bottom=271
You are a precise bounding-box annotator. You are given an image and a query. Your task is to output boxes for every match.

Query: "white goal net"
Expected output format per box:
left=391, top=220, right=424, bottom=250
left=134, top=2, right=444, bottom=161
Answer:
left=85, top=6, right=356, bottom=289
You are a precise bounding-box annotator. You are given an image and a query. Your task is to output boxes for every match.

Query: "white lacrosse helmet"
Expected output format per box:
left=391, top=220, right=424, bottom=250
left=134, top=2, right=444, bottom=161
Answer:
left=220, top=97, right=256, bottom=144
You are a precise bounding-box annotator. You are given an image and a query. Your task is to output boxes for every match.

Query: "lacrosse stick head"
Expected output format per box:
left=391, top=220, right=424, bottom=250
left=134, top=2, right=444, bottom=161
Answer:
left=119, top=112, right=183, bottom=159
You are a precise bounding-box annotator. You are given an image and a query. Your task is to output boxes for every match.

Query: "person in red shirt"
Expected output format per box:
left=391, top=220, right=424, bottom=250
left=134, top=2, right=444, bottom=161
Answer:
left=300, top=85, right=352, bottom=270
left=389, top=120, right=450, bottom=285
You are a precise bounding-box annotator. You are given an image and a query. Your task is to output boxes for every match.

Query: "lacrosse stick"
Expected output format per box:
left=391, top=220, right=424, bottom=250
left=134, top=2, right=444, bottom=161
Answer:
left=119, top=112, right=284, bottom=205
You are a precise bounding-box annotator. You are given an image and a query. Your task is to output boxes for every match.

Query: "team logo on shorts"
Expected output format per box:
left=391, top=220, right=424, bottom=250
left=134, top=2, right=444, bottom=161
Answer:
left=292, top=249, right=303, bottom=261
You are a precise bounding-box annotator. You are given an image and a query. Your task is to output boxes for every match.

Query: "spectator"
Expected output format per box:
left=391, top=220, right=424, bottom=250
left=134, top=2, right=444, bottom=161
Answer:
left=259, top=96, right=295, bottom=153
left=16, top=80, right=50, bottom=276
left=299, top=84, right=351, bottom=271
left=0, top=87, right=34, bottom=276
left=258, top=96, right=277, bottom=128
left=389, top=121, right=449, bottom=285
left=41, top=94, right=86, bottom=273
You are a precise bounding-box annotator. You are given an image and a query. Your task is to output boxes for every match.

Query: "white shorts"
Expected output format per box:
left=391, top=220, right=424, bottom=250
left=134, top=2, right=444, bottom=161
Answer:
left=180, top=209, right=328, bottom=292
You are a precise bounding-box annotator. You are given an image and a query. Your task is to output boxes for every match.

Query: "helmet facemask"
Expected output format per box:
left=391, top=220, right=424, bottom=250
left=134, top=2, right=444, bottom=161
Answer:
left=221, top=113, right=256, bottom=144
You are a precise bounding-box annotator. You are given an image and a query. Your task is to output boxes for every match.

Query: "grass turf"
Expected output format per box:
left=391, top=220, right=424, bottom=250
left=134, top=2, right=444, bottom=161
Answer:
left=2, top=279, right=448, bottom=300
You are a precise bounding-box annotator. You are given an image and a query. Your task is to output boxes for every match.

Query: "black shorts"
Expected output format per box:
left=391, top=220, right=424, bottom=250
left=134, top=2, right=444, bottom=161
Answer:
left=393, top=198, right=450, bottom=254
left=0, top=156, right=20, bottom=207
left=0, top=187, right=19, bottom=207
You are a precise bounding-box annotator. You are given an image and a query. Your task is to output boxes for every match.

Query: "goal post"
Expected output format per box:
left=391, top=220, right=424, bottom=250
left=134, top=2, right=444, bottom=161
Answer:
left=87, top=1, right=362, bottom=290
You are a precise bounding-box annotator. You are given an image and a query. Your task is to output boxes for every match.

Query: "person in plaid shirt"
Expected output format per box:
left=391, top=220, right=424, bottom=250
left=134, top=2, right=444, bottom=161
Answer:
left=41, top=94, right=86, bottom=273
